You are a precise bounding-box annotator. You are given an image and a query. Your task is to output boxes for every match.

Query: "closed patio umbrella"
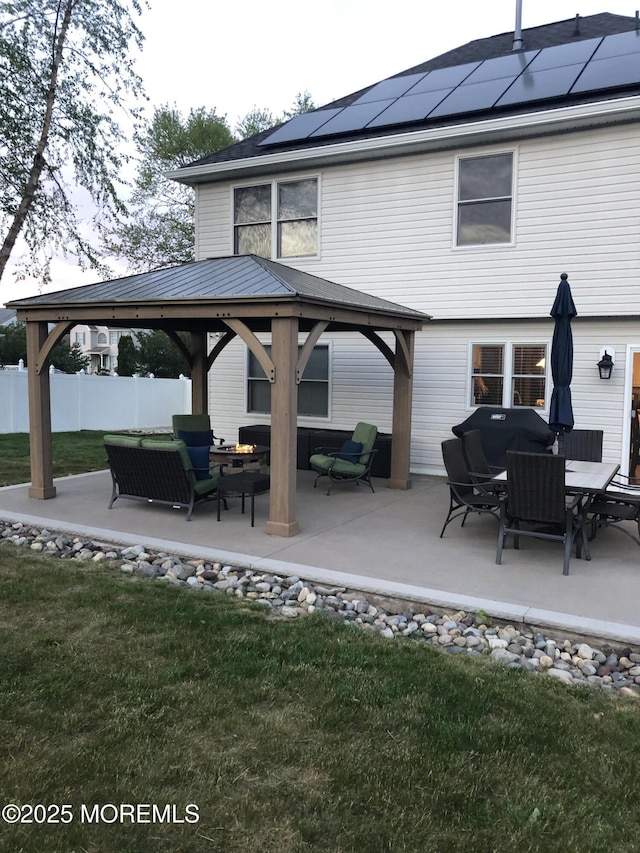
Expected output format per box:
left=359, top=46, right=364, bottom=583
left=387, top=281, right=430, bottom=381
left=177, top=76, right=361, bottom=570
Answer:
left=549, top=273, right=577, bottom=454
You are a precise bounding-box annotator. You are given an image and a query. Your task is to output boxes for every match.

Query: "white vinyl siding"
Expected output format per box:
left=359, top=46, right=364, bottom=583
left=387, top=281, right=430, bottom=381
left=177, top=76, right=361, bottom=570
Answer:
left=195, top=123, right=640, bottom=476
left=196, top=123, right=640, bottom=321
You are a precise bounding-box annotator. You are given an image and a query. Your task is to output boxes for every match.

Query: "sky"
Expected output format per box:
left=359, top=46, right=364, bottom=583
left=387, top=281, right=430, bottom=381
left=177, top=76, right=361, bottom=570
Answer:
left=3, top=0, right=637, bottom=305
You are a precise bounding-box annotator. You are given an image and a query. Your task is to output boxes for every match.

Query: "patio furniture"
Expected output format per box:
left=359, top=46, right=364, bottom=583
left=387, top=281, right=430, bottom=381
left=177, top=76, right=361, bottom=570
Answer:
left=461, top=429, right=504, bottom=489
left=172, top=413, right=225, bottom=447
left=440, top=437, right=501, bottom=538
left=309, top=422, right=378, bottom=495
left=496, top=451, right=589, bottom=576
left=561, top=429, right=603, bottom=462
left=217, top=471, right=270, bottom=527
left=104, top=434, right=226, bottom=521
left=587, top=473, right=640, bottom=547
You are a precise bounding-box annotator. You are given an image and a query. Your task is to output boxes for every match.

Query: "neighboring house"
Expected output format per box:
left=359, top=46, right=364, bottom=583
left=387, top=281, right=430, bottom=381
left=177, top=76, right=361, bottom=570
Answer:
left=0, top=308, right=17, bottom=326
left=169, top=12, right=640, bottom=475
left=71, top=325, right=136, bottom=374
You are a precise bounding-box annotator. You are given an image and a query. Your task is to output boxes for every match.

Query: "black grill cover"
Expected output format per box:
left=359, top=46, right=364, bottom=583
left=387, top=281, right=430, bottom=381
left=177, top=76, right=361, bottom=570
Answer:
left=452, top=407, right=555, bottom=468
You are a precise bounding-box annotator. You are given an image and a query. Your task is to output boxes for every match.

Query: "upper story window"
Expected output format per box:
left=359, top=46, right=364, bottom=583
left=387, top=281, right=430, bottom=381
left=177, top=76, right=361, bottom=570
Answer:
left=75, top=331, right=86, bottom=346
left=471, top=343, right=546, bottom=408
left=109, top=332, right=118, bottom=345
left=97, top=333, right=107, bottom=345
left=234, top=178, right=318, bottom=259
left=456, top=152, right=514, bottom=246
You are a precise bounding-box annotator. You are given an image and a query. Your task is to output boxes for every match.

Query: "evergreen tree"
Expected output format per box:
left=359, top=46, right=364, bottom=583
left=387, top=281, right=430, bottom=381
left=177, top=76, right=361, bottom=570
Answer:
left=116, top=334, right=137, bottom=376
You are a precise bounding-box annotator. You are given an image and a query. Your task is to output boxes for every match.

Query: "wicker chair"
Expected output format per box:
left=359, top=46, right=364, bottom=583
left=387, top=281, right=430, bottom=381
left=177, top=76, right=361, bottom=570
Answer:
left=561, top=429, right=603, bottom=462
left=496, top=451, right=588, bottom=575
left=440, top=438, right=501, bottom=538
left=461, top=429, right=504, bottom=489
left=587, top=483, right=640, bottom=547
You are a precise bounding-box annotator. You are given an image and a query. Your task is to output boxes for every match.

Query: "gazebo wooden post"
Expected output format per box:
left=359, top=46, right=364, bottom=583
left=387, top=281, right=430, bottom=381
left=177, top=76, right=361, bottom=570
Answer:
left=26, top=320, right=56, bottom=499
left=190, top=330, right=208, bottom=415
left=265, top=316, right=300, bottom=537
left=388, top=329, right=415, bottom=490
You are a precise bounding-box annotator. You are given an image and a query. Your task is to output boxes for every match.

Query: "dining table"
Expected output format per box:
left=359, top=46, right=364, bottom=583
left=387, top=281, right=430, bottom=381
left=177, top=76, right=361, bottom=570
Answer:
left=493, top=458, right=620, bottom=560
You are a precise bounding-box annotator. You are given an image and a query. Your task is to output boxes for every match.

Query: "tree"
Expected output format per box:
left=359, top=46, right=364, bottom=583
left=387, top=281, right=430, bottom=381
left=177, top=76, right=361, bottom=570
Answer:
left=0, top=321, right=89, bottom=372
left=116, top=334, right=137, bottom=376
left=135, top=329, right=190, bottom=378
left=235, top=91, right=316, bottom=138
left=104, top=105, right=235, bottom=272
left=0, top=0, right=147, bottom=285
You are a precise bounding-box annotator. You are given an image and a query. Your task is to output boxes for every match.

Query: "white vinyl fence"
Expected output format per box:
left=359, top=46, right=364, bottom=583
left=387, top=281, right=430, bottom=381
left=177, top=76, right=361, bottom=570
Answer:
left=0, top=369, right=192, bottom=433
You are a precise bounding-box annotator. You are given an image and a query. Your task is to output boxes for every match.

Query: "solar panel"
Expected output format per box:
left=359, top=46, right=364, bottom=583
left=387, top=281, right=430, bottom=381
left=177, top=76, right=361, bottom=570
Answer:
left=366, top=88, right=454, bottom=128
left=526, top=37, right=602, bottom=71
left=352, top=72, right=428, bottom=105
left=571, top=51, right=640, bottom=94
left=404, top=62, right=481, bottom=95
left=309, top=99, right=396, bottom=137
left=496, top=62, right=587, bottom=106
left=592, top=28, right=640, bottom=60
left=259, top=25, right=640, bottom=149
left=259, top=108, right=344, bottom=146
left=463, top=49, right=538, bottom=84
left=429, top=76, right=519, bottom=118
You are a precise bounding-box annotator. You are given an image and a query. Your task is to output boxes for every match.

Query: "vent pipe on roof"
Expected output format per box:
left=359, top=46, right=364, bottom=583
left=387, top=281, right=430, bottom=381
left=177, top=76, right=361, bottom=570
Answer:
left=512, top=0, right=524, bottom=50
left=573, top=14, right=580, bottom=36
left=636, top=10, right=639, bottom=31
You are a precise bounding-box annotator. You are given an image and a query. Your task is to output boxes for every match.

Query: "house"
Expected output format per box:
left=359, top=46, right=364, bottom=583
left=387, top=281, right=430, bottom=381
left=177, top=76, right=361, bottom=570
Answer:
left=168, top=11, right=640, bottom=476
left=70, top=324, right=136, bottom=374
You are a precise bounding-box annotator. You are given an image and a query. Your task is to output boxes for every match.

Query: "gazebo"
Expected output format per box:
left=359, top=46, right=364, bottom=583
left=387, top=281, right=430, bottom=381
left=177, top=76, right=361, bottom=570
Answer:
left=8, top=255, right=428, bottom=536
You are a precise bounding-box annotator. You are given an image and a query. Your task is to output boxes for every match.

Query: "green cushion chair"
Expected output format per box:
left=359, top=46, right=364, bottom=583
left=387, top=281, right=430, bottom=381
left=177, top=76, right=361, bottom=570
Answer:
left=309, top=422, right=378, bottom=495
left=171, top=414, right=225, bottom=447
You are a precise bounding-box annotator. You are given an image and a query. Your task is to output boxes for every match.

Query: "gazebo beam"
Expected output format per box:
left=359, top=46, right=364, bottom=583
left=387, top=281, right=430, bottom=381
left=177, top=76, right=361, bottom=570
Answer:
left=190, top=330, right=208, bottom=414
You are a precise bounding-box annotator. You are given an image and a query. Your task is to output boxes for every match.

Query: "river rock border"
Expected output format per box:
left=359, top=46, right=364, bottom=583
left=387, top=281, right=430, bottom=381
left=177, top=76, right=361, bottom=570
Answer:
left=2, top=519, right=639, bottom=698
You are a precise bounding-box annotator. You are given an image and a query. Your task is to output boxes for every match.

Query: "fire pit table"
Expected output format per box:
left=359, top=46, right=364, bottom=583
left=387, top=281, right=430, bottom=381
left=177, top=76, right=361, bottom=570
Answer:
left=209, top=443, right=270, bottom=472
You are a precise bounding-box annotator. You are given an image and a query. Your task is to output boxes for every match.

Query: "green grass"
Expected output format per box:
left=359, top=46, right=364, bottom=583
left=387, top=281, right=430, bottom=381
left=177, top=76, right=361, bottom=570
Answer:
left=0, top=550, right=640, bottom=852
left=0, top=431, right=164, bottom=486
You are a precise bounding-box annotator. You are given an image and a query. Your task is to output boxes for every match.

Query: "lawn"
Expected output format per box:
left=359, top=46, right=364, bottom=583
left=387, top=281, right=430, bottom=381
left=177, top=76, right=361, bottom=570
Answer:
left=0, top=430, right=156, bottom=486
left=0, top=549, right=640, bottom=852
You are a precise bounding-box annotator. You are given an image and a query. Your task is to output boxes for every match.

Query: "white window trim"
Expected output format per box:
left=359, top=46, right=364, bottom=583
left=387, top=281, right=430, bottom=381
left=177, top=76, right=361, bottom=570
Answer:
left=467, top=340, right=549, bottom=411
left=453, top=148, right=517, bottom=250
left=244, top=337, right=332, bottom=421
left=231, top=174, right=321, bottom=261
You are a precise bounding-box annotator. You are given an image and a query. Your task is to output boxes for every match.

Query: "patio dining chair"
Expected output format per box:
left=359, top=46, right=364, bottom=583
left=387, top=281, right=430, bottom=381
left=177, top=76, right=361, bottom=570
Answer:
left=461, top=429, right=504, bottom=489
left=561, top=429, right=603, bottom=462
left=587, top=481, right=640, bottom=547
left=496, top=451, right=588, bottom=576
left=440, top=438, right=501, bottom=538
left=309, top=422, right=378, bottom=495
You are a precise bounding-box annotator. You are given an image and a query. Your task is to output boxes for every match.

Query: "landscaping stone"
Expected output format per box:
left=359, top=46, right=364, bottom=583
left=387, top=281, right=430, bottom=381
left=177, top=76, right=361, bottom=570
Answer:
left=2, top=517, right=640, bottom=699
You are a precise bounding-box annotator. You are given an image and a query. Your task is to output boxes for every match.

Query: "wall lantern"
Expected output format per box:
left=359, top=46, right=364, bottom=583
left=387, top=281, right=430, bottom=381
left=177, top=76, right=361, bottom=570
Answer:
left=597, top=349, right=614, bottom=380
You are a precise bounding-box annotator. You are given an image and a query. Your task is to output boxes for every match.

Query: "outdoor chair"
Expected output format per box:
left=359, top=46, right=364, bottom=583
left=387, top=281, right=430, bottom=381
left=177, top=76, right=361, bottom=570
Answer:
left=587, top=478, right=640, bottom=547
left=172, top=413, right=225, bottom=447
left=461, top=429, right=504, bottom=490
left=496, top=451, right=589, bottom=576
left=561, top=429, right=603, bottom=462
left=104, top=434, right=227, bottom=521
left=440, top=437, right=501, bottom=538
left=309, top=422, right=378, bottom=495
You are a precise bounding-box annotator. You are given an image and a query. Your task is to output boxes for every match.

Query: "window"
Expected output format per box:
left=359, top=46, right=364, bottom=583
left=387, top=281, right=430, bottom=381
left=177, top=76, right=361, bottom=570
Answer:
left=75, top=331, right=86, bottom=346
left=98, top=333, right=107, bottom=344
left=109, top=331, right=118, bottom=345
left=471, top=343, right=546, bottom=408
left=456, top=152, right=513, bottom=246
left=234, top=178, right=318, bottom=259
left=248, top=344, right=328, bottom=417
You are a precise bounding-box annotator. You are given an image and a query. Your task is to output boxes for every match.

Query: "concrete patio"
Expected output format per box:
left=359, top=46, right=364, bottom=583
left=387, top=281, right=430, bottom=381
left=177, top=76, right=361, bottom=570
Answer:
left=0, top=468, right=638, bottom=644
